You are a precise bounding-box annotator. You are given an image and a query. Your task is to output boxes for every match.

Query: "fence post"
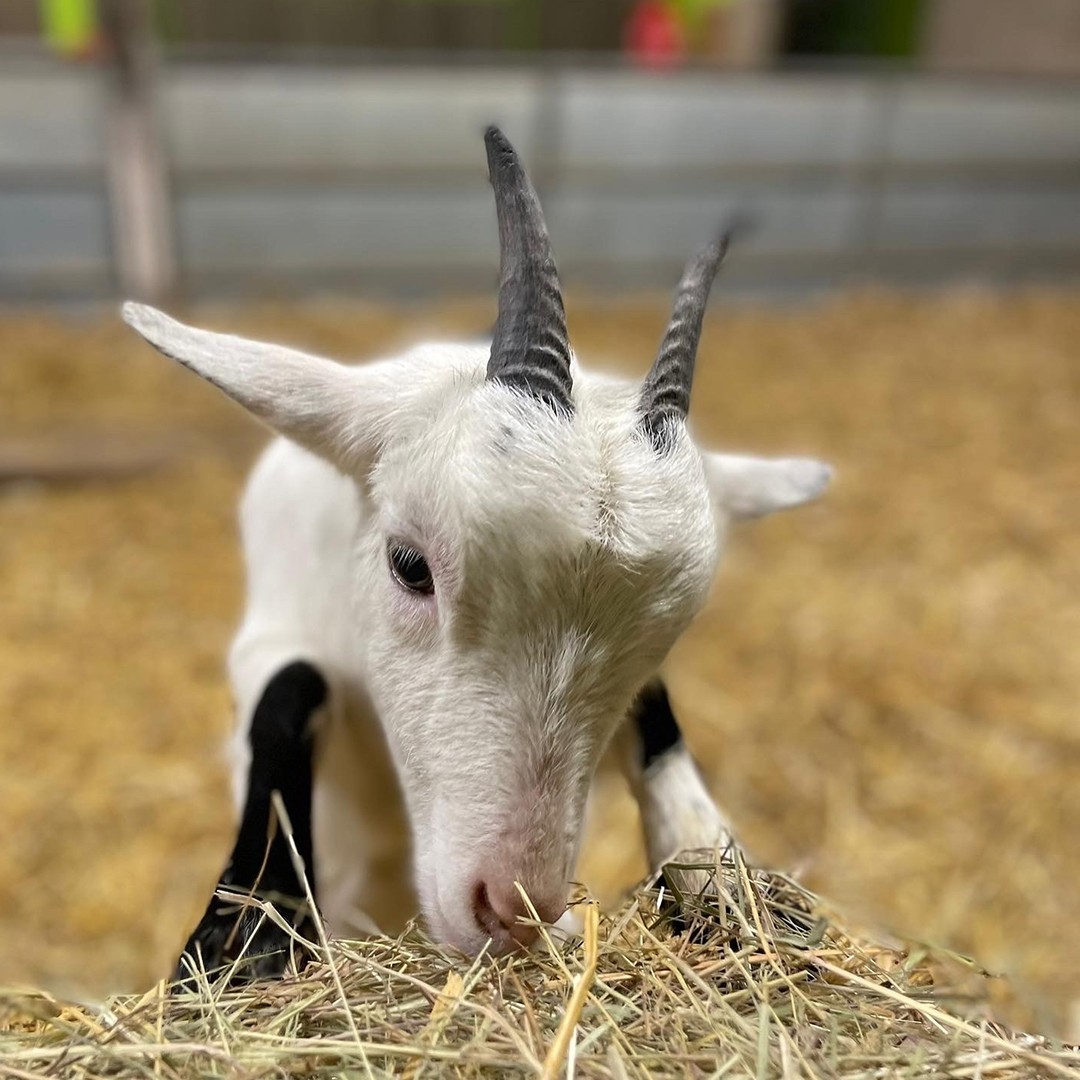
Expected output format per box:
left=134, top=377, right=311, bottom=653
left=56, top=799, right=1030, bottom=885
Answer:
left=100, top=0, right=176, bottom=302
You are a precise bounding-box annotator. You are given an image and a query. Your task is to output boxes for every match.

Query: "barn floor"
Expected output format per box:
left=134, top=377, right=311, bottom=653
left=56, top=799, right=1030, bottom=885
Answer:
left=0, top=287, right=1077, bottom=1035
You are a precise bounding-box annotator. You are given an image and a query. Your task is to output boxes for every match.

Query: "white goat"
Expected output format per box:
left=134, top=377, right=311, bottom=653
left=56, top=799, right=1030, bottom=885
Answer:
left=123, top=127, right=831, bottom=978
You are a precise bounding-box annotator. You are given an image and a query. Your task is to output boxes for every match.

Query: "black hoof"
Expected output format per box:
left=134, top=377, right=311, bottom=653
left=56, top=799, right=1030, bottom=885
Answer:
left=173, top=896, right=317, bottom=986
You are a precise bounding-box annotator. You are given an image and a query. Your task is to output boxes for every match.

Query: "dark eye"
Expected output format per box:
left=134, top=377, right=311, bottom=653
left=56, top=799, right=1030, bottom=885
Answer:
left=388, top=543, right=434, bottom=595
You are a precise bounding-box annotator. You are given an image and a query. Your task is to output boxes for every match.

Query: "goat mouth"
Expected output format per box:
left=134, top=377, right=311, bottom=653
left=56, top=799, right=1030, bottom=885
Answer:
left=421, top=893, right=486, bottom=957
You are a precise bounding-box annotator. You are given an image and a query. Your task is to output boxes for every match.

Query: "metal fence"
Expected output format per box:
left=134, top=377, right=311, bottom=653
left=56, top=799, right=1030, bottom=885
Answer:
left=1, top=49, right=1078, bottom=303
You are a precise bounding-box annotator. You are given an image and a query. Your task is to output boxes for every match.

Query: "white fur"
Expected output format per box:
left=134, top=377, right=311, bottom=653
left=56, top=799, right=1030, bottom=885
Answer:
left=633, top=745, right=734, bottom=902
left=122, top=304, right=831, bottom=955
left=705, top=452, right=833, bottom=520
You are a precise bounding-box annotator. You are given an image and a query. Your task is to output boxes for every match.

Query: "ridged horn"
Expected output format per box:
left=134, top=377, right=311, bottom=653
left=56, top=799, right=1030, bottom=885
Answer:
left=484, top=125, right=573, bottom=415
left=639, top=231, right=732, bottom=450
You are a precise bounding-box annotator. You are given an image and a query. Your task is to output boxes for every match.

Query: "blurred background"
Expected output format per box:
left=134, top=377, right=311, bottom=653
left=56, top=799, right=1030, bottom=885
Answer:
left=1, top=0, right=1078, bottom=1040
left=1, top=0, right=1078, bottom=303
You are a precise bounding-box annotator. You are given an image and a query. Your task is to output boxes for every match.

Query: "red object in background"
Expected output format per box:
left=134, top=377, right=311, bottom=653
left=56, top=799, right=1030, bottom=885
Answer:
left=624, top=0, right=687, bottom=70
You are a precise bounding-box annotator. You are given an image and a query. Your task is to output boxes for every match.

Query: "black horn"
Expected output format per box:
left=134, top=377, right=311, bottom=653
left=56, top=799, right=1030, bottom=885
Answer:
left=639, top=231, right=732, bottom=450
left=484, top=125, right=573, bottom=415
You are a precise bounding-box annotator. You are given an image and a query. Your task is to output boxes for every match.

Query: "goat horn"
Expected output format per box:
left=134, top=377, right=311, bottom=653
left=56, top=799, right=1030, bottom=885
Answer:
left=484, top=125, right=573, bottom=415
left=638, top=230, right=732, bottom=450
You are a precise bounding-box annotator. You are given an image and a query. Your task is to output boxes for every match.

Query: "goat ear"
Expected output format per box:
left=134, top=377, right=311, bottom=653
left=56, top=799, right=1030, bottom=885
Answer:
left=123, top=303, right=382, bottom=471
left=703, top=452, right=833, bottom=521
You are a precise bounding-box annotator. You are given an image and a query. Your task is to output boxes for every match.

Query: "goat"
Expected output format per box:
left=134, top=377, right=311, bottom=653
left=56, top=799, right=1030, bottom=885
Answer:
left=122, top=127, right=832, bottom=978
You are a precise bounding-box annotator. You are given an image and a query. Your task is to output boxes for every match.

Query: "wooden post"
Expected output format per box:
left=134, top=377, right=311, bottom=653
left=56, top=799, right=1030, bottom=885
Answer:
left=100, top=0, right=176, bottom=302
left=705, top=0, right=784, bottom=69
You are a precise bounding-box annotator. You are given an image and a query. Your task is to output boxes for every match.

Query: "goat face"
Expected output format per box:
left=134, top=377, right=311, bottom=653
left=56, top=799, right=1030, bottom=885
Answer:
left=356, top=374, right=719, bottom=953
left=122, top=127, right=831, bottom=956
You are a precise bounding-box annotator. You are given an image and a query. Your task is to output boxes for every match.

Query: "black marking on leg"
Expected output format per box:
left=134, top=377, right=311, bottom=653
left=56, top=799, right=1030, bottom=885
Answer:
left=228, top=660, right=324, bottom=893
left=175, top=660, right=327, bottom=985
left=629, top=679, right=683, bottom=769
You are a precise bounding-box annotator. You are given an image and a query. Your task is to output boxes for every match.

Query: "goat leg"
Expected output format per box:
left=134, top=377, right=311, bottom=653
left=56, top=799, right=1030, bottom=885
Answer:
left=174, top=660, right=326, bottom=984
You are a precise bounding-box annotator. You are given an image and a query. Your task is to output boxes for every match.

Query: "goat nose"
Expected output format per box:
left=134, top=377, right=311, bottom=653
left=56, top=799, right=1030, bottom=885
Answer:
left=472, top=878, right=566, bottom=949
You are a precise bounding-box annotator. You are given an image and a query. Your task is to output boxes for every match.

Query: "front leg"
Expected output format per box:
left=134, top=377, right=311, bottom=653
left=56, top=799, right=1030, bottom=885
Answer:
left=176, top=660, right=326, bottom=983
left=620, top=679, right=733, bottom=901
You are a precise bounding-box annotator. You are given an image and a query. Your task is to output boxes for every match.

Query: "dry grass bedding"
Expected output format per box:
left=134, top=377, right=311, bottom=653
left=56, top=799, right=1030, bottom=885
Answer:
left=0, top=286, right=1078, bottom=1074
left=3, top=849, right=1079, bottom=1079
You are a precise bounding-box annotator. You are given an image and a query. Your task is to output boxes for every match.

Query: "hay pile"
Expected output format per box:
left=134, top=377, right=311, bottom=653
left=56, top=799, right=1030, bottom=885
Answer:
left=1, top=286, right=1078, bottom=1060
left=4, top=851, right=1077, bottom=1079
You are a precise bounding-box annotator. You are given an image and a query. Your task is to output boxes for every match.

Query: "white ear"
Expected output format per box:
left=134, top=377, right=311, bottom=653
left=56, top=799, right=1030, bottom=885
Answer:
left=704, top=452, right=833, bottom=521
left=122, top=303, right=384, bottom=471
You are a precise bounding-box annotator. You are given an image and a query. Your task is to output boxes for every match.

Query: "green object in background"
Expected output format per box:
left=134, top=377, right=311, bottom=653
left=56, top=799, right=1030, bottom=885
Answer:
left=670, top=0, right=736, bottom=46
left=673, top=0, right=738, bottom=21
left=785, top=0, right=925, bottom=59
left=504, top=0, right=541, bottom=51
left=41, top=0, right=99, bottom=53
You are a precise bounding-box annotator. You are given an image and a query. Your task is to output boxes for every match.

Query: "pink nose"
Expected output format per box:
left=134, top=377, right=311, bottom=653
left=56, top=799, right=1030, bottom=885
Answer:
left=472, top=878, right=567, bottom=951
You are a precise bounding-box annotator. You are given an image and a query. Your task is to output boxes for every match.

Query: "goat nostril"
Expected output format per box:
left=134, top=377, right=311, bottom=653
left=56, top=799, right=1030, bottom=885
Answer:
left=472, top=880, right=500, bottom=936
left=471, top=878, right=554, bottom=950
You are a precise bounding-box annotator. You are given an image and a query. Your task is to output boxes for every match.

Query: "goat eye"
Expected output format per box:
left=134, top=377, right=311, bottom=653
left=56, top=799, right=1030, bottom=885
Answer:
left=388, top=543, right=434, bottom=595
